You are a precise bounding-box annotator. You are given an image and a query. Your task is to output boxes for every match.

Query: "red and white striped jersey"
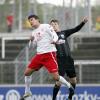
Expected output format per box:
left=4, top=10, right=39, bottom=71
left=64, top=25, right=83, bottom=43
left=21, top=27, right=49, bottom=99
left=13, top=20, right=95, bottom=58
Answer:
left=31, top=24, right=58, bottom=54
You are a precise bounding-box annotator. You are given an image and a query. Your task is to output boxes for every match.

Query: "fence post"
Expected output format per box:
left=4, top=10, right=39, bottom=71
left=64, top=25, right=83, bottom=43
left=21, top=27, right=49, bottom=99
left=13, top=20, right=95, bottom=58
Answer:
left=40, top=68, right=44, bottom=84
left=70, top=36, right=74, bottom=51
left=1, top=38, right=5, bottom=59
left=25, top=46, right=29, bottom=64
left=79, top=64, right=82, bottom=83
left=15, top=59, right=18, bottom=84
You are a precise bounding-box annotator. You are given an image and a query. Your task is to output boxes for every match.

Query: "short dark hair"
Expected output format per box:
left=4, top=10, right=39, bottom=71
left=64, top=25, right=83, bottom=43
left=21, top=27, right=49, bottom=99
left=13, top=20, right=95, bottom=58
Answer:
left=50, top=19, right=59, bottom=24
left=28, top=14, right=40, bottom=20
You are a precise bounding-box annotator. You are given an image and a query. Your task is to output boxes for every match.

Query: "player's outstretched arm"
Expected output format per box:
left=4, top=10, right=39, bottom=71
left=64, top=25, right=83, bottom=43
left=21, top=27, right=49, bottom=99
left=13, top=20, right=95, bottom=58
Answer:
left=63, top=16, right=88, bottom=38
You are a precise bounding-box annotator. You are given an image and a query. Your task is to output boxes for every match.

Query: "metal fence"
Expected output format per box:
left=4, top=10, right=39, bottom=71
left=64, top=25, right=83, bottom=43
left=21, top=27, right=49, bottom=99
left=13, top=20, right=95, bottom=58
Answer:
left=0, top=58, right=100, bottom=85
left=0, top=0, right=92, bottom=33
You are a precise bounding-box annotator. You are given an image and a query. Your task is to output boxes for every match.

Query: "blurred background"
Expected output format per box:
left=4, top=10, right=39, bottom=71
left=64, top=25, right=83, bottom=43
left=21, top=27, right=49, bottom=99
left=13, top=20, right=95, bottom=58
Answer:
left=0, top=0, right=100, bottom=99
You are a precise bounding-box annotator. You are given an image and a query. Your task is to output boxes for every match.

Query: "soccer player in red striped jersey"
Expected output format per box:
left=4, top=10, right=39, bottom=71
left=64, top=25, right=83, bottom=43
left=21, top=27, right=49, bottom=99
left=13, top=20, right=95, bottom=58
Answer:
left=20, top=14, right=74, bottom=100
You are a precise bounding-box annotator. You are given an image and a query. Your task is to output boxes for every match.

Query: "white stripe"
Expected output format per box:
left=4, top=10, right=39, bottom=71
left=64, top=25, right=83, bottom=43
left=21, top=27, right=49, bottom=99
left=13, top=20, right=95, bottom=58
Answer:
left=50, top=52, right=58, bottom=68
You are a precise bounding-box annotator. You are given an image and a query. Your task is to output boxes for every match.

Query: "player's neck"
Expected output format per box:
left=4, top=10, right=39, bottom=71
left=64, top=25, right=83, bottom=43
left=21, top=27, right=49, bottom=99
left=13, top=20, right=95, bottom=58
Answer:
left=34, top=22, right=40, bottom=29
left=55, top=28, right=60, bottom=32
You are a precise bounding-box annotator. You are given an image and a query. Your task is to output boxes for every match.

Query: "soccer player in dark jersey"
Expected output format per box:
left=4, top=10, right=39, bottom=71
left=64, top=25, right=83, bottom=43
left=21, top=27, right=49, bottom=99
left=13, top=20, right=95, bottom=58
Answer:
left=50, top=17, right=88, bottom=100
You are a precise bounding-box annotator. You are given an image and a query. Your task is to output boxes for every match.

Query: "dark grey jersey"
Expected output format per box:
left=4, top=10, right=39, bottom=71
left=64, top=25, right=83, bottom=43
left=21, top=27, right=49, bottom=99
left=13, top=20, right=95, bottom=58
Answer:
left=56, top=32, right=71, bottom=57
left=56, top=21, right=85, bottom=58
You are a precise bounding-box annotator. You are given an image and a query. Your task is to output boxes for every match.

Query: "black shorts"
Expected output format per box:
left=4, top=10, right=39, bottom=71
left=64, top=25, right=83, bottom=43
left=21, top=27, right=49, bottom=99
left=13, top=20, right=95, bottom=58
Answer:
left=57, top=56, right=76, bottom=78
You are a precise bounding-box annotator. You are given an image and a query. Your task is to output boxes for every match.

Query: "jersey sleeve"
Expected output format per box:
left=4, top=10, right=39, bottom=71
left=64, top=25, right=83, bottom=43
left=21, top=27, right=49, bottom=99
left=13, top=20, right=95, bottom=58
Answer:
left=46, top=24, right=58, bottom=42
left=63, top=21, right=85, bottom=38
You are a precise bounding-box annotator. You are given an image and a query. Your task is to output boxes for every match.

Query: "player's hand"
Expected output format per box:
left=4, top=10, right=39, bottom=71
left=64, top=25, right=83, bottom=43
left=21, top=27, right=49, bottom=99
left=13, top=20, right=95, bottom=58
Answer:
left=51, top=41, right=56, bottom=44
left=51, top=39, right=65, bottom=44
left=30, top=36, right=34, bottom=41
left=82, top=17, right=88, bottom=23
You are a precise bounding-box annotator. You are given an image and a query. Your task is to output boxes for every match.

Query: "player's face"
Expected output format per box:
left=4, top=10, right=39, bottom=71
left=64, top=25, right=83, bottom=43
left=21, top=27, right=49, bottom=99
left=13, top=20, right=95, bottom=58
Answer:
left=28, top=17, right=39, bottom=28
left=50, top=22, right=59, bottom=32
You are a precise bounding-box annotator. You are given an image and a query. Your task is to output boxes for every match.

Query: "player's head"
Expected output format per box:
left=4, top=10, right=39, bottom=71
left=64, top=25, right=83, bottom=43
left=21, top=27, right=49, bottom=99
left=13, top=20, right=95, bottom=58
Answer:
left=50, top=19, right=60, bottom=32
left=28, top=14, right=40, bottom=28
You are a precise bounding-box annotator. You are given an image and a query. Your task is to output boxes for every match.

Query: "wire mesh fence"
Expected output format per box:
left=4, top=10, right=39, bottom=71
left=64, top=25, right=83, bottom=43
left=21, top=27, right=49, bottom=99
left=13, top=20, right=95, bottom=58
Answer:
left=0, top=58, right=100, bottom=84
left=0, top=0, right=93, bottom=33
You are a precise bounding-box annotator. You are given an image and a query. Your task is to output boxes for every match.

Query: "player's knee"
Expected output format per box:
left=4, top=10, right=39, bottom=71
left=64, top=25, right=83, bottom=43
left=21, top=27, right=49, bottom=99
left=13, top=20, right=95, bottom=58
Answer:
left=24, top=71, right=29, bottom=76
left=70, top=77, right=77, bottom=84
left=24, top=70, right=31, bottom=76
left=51, top=72, right=59, bottom=81
left=53, top=74, right=59, bottom=81
left=24, top=68, right=34, bottom=76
